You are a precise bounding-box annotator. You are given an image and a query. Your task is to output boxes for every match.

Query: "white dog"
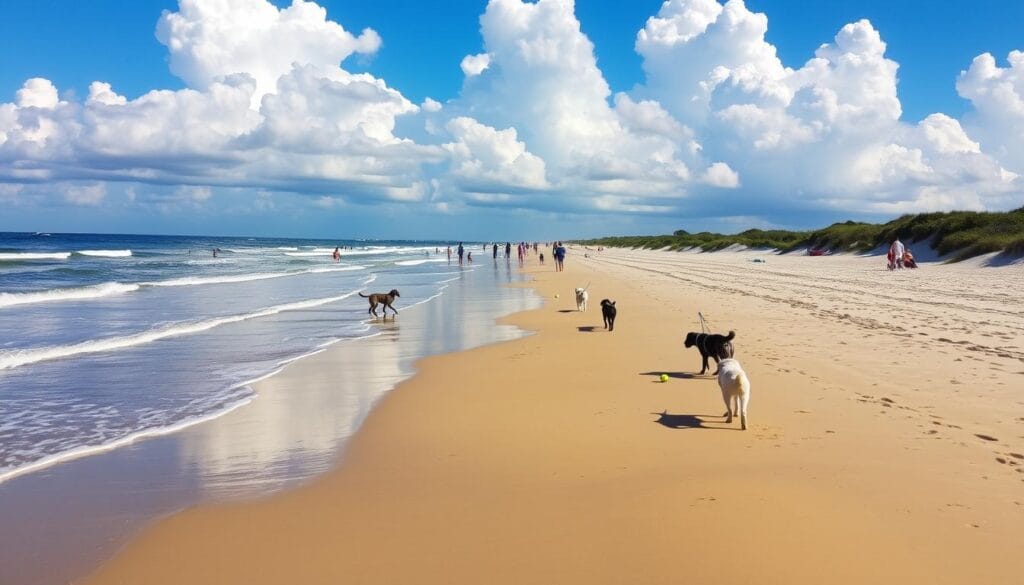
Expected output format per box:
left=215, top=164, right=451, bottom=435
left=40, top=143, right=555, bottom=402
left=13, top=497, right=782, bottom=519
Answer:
left=716, top=358, right=751, bottom=430
left=574, top=287, right=589, bottom=312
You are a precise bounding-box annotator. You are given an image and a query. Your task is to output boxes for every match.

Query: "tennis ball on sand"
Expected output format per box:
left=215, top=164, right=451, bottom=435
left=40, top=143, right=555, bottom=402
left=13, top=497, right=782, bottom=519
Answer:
left=554, top=293, right=559, bottom=299
left=660, top=374, right=669, bottom=383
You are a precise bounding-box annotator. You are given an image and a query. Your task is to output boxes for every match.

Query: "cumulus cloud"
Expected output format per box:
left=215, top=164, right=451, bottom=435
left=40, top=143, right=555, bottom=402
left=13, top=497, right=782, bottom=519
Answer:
left=443, top=116, right=548, bottom=192
left=631, top=0, right=1020, bottom=214
left=460, top=53, right=491, bottom=77
left=0, top=0, right=1021, bottom=230
left=0, top=0, right=435, bottom=204
left=957, top=51, right=1024, bottom=175
left=444, top=0, right=743, bottom=211
left=156, top=0, right=381, bottom=105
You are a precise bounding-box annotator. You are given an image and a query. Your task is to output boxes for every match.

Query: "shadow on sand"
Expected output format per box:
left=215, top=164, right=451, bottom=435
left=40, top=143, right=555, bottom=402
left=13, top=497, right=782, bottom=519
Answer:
left=639, top=371, right=699, bottom=380
left=558, top=309, right=576, bottom=313
left=653, top=411, right=732, bottom=430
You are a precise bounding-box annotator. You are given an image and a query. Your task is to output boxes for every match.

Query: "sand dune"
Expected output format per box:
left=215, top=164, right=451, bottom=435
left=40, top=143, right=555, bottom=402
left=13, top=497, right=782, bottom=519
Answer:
left=85, top=247, right=1024, bottom=585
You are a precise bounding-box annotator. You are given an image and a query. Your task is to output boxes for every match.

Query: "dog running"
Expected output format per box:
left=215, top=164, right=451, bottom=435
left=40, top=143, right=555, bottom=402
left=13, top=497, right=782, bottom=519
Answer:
left=575, top=287, right=589, bottom=312
left=683, top=330, right=735, bottom=375
left=601, top=299, right=617, bottom=331
left=359, top=289, right=400, bottom=318
left=717, top=358, right=751, bottom=430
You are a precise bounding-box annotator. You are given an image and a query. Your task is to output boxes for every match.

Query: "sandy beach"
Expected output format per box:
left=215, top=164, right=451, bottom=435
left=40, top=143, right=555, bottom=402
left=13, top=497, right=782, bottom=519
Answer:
left=84, top=247, right=1023, bottom=585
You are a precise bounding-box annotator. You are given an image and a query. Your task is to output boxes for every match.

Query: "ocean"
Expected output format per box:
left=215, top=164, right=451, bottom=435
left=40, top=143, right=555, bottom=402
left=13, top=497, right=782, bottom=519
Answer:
left=0, top=232, right=480, bottom=484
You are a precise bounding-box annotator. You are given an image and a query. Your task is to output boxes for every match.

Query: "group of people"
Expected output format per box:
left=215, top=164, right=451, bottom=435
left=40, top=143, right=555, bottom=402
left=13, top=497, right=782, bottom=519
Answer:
left=887, top=238, right=917, bottom=270
left=437, top=241, right=569, bottom=271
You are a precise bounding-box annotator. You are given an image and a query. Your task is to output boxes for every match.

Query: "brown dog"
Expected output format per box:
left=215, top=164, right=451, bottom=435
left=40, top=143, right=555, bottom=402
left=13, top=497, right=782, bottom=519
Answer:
left=359, top=289, right=400, bottom=317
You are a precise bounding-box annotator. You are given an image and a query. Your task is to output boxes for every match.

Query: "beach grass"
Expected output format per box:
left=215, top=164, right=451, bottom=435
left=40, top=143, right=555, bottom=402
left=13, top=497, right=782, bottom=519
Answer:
left=578, top=207, right=1024, bottom=261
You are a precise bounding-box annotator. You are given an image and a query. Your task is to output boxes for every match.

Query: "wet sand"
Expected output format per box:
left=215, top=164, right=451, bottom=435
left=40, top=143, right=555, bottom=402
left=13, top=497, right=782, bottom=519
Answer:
left=85, top=247, right=1023, bottom=584
left=0, top=262, right=536, bottom=585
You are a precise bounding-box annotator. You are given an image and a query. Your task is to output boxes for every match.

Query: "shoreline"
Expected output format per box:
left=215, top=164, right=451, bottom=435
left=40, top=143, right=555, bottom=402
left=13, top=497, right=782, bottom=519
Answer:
left=83, top=248, right=1023, bottom=584
left=0, top=261, right=538, bottom=585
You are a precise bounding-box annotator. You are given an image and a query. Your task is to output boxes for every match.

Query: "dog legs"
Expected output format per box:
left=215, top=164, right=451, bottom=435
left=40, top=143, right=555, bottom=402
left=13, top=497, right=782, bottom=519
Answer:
left=739, top=393, right=749, bottom=431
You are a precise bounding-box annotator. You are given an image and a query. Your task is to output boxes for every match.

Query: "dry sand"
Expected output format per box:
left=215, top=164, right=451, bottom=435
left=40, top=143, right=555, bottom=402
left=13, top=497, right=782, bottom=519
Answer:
left=85, top=247, right=1023, bottom=585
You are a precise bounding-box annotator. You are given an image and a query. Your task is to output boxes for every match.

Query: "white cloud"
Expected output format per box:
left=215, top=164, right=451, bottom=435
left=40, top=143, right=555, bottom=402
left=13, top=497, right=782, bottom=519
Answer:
left=421, top=97, right=443, bottom=113
left=446, top=0, right=710, bottom=208
left=16, top=78, right=60, bottom=109
left=631, top=0, right=1020, bottom=213
left=702, top=161, right=740, bottom=188
left=156, top=0, right=381, bottom=106
left=443, top=116, right=548, bottom=192
left=957, top=51, right=1024, bottom=174
left=460, top=53, right=491, bottom=77
left=0, top=0, right=1020, bottom=229
left=63, top=183, right=106, bottom=206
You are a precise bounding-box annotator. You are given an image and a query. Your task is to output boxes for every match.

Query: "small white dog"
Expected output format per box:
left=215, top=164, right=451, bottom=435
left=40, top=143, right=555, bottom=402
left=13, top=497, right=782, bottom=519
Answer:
left=716, top=358, right=751, bottom=430
left=574, top=287, right=589, bottom=312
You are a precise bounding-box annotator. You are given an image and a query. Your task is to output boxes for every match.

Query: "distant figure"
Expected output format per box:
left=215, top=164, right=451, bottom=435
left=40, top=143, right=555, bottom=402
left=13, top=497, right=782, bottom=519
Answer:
left=457, top=242, right=465, bottom=266
left=903, top=249, right=917, bottom=269
left=554, top=242, right=566, bottom=272
left=447, top=246, right=451, bottom=264
left=539, top=253, right=545, bottom=264
left=492, top=243, right=498, bottom=259
left=332, top=247, right=341, bottom=262
left=505, top=242, right=511, bottom=258
left=889, top=238, right=906, bottom=269
left=467, top=252, right=473, bottom=263
left=212, top=248, right=217, bottom=258
left=435, top=247, right=439, bottom=253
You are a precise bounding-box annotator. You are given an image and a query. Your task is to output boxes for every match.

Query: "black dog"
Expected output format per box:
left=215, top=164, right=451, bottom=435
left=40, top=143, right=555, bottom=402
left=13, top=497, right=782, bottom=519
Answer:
left=601, top=299, right=617, bottom=331
left=359, top=289, right=400, bottom=317
left=683, top=330, right=735, bottom=375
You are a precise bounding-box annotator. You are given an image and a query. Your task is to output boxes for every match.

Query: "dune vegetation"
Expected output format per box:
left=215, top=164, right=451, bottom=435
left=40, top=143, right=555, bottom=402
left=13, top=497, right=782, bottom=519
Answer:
left=577, top=208, right=1024, bottom=262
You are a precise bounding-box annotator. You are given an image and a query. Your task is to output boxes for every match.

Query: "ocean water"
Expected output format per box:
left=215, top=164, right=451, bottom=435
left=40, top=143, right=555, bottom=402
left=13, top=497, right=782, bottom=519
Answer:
left=0, top=232, right=469, bottom=483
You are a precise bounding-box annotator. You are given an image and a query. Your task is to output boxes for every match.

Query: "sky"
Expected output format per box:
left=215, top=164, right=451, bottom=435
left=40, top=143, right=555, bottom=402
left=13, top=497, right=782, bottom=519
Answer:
left=1, top=0, right=1022, bottom=240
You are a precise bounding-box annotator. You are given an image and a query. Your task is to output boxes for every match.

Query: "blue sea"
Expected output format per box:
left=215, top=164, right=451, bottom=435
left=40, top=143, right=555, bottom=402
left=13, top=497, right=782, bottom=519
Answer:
left=0, top=232, right=473, bottom=483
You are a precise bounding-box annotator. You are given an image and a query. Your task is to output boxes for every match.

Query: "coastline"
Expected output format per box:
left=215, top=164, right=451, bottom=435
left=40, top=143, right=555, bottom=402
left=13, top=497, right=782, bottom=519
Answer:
left=83, top=248, right=1023, bottom=584
left=0, top=260, right=538, bottom=585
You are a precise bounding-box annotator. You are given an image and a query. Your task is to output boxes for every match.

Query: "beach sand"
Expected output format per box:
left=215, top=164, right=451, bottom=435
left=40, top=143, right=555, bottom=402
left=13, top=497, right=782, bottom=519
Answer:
left=84, top=247, right=1023, bottom=584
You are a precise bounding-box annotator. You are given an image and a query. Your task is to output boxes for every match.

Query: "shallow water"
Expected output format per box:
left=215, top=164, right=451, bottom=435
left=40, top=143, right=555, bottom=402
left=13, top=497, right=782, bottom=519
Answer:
left=0, top=237, right=538, bottom=585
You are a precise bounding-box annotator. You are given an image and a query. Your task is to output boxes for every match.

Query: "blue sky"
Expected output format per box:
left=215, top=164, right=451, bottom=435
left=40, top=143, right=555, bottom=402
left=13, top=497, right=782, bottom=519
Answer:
left=1, top=0, right=1022, bottom=239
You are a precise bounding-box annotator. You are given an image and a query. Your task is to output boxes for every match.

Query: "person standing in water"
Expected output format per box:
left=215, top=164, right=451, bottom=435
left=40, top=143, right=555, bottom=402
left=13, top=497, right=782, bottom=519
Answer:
left=492, top=243, right=498, bottom=259
left=447, top=245, right=452, bottom=264
left=505, top=242, right=511, bottom=259
left=457, top=242, right=465, bottom=266
left=332, top=247, right=341, bottom=262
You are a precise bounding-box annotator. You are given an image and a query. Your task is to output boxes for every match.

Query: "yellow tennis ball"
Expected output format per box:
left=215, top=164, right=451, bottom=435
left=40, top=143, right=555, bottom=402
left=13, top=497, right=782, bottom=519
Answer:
left=660, top=374, right=669, bottom=383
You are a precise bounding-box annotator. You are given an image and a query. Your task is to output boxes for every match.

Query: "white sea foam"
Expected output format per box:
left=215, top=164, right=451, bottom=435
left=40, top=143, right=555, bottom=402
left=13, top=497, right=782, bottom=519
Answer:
left=76, top=249, right=132, bottom=258
left=145, top=265, right=365, bottom=287
left=335, top=246, right=436, bottom=257
left=0, top=252, right=71, bottom=261
left=394, top=258, right=449, bottom=266
left=0, top=390, right=256, bottom=486
left=0, top=278, right=375, bottom=371
left=0, top=282, right=139, bottom=309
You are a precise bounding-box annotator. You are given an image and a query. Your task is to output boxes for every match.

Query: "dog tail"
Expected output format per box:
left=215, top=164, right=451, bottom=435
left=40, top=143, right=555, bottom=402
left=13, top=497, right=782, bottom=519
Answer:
left=358, top=292, right=369, bottom=297
left=725, top=330, right=735, bottom=341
